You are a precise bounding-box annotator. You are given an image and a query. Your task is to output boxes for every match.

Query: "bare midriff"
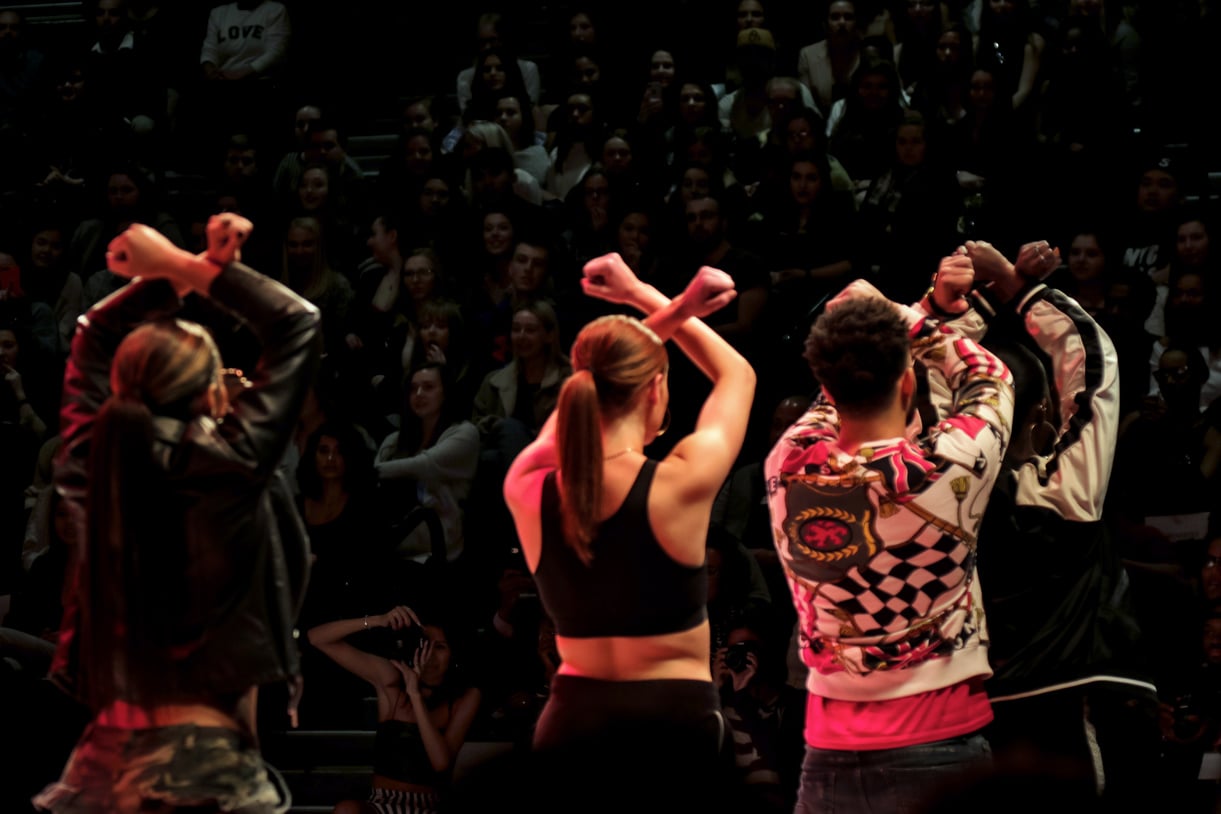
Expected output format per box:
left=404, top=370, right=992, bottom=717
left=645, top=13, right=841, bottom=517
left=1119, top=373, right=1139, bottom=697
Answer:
left=95, top=686, right=255, bottom=732
left=555, top=619, right=712, bottom=682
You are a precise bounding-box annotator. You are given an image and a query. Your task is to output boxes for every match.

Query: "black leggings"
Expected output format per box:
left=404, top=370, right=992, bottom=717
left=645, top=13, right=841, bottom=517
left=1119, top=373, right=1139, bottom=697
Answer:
left=529, top=675, right=737, bottom=813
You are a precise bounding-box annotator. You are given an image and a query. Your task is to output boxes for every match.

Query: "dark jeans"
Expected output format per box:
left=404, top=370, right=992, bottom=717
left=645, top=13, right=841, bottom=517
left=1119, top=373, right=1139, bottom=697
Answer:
left=795, top=733, right=992, bottom=814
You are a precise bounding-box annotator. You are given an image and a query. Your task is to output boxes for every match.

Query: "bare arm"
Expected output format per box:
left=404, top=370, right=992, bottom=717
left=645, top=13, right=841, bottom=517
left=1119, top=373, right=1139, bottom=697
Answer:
left=582, top=255, right=740, bottom=382
left=505, top=255, right=756, bottom=563
left=395, top=653, right=481, bottom=773
left=502, top=412, right=559, bottom=573
left=306, top=607, right=415, bottom=688
left=584, top=254, right=757, bottom=501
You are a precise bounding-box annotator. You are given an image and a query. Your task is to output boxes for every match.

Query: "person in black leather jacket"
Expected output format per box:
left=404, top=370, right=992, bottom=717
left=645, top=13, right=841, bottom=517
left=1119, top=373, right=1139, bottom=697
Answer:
left=34, top=215, right=321, bottom=814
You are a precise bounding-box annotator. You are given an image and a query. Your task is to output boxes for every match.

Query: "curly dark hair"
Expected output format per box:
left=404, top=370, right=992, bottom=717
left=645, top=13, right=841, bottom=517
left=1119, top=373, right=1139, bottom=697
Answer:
left=806, top=297, right=910, bottom=416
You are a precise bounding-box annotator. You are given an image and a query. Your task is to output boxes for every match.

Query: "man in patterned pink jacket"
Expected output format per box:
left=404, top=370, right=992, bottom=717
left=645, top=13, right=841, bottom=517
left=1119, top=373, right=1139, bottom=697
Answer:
left=765, top=257, right=1014, bottom=814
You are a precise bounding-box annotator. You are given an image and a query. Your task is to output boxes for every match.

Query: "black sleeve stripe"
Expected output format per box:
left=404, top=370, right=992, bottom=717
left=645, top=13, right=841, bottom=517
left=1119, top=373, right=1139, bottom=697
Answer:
left=1016, top=287, right=1108, bottom=487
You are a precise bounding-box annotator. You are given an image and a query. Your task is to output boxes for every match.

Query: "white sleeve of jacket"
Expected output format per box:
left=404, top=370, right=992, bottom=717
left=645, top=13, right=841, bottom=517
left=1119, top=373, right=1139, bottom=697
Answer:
left=929, top=284, right=1119, bottom=521
left=1011, top=286, right=1119, bottom=521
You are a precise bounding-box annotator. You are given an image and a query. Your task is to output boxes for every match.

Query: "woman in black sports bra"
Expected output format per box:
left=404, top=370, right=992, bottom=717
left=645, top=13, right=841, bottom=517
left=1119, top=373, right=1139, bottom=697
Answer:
left=503, top=253, right=757, bottom=812
left=308, top=605, right=481, bottom=814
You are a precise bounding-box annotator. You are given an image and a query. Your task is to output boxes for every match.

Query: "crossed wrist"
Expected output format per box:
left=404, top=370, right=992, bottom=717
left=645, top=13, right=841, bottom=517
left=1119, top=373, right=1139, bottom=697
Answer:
left=923, top=285, right=957, bottom=319
left=987, top=277, right=1026, bottom=305
left=632, top=282, right=663, bottom=312
left=183, top=254, right=224, bottom=292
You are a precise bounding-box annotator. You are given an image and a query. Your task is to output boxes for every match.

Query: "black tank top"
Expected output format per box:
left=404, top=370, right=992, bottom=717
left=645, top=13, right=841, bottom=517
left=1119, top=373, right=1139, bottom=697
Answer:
left=373, top=717, right=448, bottom=787
left=535, top=459, right=708, bottom=638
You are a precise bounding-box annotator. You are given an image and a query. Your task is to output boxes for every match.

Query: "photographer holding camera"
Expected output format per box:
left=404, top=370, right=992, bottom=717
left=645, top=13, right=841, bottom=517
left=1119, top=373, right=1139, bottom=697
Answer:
left=713, top=612, right=805, bottom=814
left=307, top=605, right=481, bottom=813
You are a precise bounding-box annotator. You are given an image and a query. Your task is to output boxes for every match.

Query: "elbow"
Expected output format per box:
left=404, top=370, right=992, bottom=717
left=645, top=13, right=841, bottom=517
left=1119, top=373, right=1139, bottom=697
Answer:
left=735, top=355, right=758, bottom=393
left=300, top=302, right=323, bottom=326
left=305, top=626, right=327, bottom=648
left=298, top=309, right=324, bottom=352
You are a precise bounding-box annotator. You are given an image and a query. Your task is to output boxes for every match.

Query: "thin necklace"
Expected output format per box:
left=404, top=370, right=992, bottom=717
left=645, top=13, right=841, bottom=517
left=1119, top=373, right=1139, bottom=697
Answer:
left=604, top=447, right=636, bottom=460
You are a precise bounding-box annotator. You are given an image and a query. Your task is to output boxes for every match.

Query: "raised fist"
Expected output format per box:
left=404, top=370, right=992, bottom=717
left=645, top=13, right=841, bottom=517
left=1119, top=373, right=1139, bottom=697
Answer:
left=962, top=240, right=1009, bottom=284
left=204, top=214, right=254, bottom=268
left=582, top=252, right=642, bottom=306
left=681, top=266, right=737, bottom=319
left=107, top=224, right=186, bottom=280
left=1013, top=240, right=1060, bottom=281
left=931, top=253, right=975, bottom=315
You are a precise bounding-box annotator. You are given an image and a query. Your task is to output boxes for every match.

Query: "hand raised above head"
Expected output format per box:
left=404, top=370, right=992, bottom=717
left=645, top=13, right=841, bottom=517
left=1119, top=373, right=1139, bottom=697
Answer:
left=1013, top=240, right=1061, bottom=282
left=962, top=240, right=1009, bottom=283
left=107, top=224, right=186, bottom=281
left=204, top=213, right=254, bottom=268
left=379, top=605, right=420, bottom=631
left=680, top=265, right=737, bottom=318
left=581, top=252, right=641, bottom=305
left=931, top=253, right=975, bottom=315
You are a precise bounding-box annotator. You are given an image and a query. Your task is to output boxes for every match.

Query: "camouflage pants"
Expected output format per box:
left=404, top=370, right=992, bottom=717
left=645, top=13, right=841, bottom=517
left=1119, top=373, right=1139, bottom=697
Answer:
left=32, top=723, right=289, bottom=813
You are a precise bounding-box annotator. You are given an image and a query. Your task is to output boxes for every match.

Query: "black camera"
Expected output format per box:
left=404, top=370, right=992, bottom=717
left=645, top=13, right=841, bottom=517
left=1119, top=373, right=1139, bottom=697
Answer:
left=367, top=624, right=425, bottom=667
left=724, top=641, right=760, bottom=673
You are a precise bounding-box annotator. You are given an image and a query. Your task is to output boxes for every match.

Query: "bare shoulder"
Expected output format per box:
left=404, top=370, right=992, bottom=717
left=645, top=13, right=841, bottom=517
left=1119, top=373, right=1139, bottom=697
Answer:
left=650, top=435, right=728, bottom=519
left=658, top=431, right=735, bottom=495
left=649, top=454, right=716, bottom=566
left=504, top=464, right=554, bottom=515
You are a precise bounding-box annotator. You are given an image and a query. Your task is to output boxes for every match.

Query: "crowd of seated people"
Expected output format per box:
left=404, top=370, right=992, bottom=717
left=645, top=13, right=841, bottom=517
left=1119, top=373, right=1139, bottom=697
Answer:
left=0, top=1, right=1219, bottom=811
